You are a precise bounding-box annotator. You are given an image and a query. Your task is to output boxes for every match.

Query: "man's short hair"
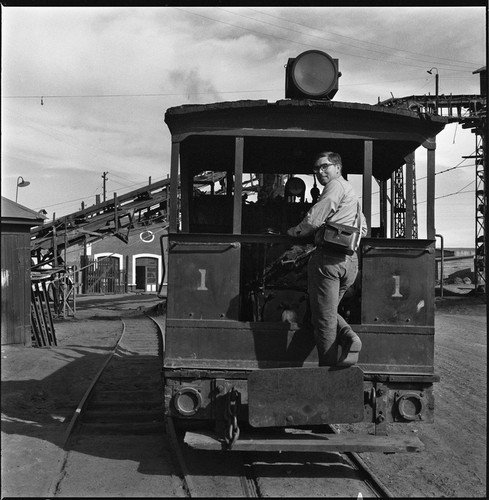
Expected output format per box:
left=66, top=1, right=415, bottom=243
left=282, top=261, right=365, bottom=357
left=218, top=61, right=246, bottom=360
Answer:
left=313, top=151, right=342, bottom=170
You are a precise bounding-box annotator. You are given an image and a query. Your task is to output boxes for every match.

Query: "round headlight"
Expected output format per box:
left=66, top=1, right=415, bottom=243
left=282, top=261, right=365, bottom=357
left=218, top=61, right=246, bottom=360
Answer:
left=286, top=50, right=340, bottom=99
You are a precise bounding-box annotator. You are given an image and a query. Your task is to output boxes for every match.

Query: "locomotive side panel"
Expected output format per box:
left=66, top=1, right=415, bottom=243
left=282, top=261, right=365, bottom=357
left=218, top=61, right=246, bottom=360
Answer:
left=166, top=240, right=241, bottom=320
left=360, top=239, right=435, bottom=327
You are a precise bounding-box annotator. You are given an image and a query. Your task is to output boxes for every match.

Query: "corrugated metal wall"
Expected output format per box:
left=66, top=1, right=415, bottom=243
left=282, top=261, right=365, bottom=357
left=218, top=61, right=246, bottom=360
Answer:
left=1, top=227, right=31, bottom=345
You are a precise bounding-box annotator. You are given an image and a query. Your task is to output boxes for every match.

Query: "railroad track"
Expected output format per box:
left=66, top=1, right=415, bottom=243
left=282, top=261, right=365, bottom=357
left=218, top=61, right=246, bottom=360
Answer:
left=167, top=418, right=394, bottom=497
left=48, top=312, right=165, bottom=496
left=166, top=416, right=262, bottom=497
left=47, top=309, right=392, bottom=497
left=78, top=314, right=164, bottom=436
left=332, top=425, right=394, bottom=498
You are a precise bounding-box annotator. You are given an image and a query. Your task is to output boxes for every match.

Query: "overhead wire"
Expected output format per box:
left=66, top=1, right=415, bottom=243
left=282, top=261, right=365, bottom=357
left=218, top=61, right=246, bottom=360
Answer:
left=2, top=89, right=275, bottom=100
left=1, top=104, right=133, bottom=172
left=2, top=7, right=483, bottom=104
left=38, top=148, right=476, bottom=216
left=244, top=7, right=480, bottom=69
left=2, top=5, right=481, bottom=102
left=33, top=175, right=169, bottom=213
left=174, top=6, right=482, bottom=72
left=4, top=7, right=482, bottom=220
left=435, top=181, right=475, bottom=201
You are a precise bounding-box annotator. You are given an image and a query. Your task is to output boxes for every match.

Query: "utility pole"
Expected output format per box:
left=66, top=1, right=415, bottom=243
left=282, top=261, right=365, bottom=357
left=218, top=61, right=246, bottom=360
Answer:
left=102, top=172, right=108, bottom=203
left=427, top=67, right=439, bottom=114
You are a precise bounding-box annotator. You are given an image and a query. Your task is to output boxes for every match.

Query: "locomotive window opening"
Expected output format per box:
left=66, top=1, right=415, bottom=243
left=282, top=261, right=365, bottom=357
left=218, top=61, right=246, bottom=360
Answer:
left=346, top=173, right=379, bottom=236
left=188, top=168, right=235, bottom=234
left=239, top=171, right=316, bottom=322
left=241, top=173, right=315, bottom=235
left=369, top=177, right=382, bottom=236
left=179, top=135, right=236, bottom=234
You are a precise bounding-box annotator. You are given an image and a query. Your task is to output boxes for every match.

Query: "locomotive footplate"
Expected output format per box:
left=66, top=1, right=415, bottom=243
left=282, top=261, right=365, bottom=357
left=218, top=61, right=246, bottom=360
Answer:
left=184, top=428, right=425, bottom=453
left=248, top=366, right=364, bottom=427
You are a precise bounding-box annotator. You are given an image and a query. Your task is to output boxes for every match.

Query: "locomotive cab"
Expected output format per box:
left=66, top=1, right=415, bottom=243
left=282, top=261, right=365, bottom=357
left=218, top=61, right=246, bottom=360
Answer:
left=163, top=98, right=447, bottom=450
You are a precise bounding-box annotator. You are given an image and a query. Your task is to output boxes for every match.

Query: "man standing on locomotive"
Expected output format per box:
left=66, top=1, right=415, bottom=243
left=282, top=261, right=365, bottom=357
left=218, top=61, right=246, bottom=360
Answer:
left=287, top=151, right=367, bottom=366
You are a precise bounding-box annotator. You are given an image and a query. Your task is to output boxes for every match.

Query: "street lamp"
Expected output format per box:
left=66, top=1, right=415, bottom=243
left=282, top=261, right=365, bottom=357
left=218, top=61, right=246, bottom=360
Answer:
left=427, top=67, right=439, bottom=114
left=16, top=176, right=30, bottom=203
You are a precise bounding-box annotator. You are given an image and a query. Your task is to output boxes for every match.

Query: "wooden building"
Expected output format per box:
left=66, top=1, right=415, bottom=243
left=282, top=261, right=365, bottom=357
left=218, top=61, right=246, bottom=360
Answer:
left=1, top=197, right=46, bottom=345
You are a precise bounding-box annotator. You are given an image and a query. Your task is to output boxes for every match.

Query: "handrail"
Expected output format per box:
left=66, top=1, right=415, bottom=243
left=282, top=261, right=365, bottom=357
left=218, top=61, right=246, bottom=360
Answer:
left=435, top=234, right=444, bottom=299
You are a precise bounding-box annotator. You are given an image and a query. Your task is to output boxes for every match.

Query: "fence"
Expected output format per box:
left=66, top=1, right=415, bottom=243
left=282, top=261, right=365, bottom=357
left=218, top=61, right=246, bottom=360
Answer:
left=81, top=256, right=127, bottom=294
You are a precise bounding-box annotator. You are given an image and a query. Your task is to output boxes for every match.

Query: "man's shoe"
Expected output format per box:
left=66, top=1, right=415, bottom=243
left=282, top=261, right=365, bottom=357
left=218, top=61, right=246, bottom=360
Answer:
left=337, top=328, right=362, bottom=366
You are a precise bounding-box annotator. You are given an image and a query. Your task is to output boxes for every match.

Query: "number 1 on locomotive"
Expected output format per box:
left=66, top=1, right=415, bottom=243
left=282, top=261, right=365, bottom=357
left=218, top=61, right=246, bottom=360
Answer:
left=197, top=268, right=208, bottom=290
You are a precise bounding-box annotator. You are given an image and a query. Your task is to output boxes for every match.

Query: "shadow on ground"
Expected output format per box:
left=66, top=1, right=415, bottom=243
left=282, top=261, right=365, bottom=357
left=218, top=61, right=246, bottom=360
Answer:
left=1, top=294, right=167, bottom=480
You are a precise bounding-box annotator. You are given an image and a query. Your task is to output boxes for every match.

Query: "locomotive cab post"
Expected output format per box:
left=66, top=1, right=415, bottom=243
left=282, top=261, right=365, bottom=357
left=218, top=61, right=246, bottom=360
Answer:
left=162, top=60, right=448, bottom=452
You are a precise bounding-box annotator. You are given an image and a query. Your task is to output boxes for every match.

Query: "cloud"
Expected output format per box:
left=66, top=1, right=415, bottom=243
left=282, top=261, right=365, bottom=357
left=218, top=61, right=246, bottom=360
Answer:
left=168, top=67, right=220, bottom=101
left=1, top=6, right=485, bottom=246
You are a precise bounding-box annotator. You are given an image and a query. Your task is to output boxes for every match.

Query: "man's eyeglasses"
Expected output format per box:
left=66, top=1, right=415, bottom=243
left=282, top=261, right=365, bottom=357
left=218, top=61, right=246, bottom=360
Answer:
left=313, top=163, right=336, bottom=173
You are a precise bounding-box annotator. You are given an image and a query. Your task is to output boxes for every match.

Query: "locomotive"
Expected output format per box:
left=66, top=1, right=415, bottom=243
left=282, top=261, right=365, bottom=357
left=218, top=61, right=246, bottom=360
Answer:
left=162, top=51, right=448, bottom=451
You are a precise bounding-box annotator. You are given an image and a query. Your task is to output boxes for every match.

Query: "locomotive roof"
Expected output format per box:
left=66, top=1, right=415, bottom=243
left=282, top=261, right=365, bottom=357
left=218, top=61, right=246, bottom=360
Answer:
left=164, top=99, right=448, bottom=180
left=165, top=99, right=448, bottom=133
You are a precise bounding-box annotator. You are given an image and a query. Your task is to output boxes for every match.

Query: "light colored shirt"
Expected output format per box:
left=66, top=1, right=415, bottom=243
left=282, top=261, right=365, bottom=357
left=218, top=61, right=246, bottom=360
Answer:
left=287, top=176, right=367, bottom=238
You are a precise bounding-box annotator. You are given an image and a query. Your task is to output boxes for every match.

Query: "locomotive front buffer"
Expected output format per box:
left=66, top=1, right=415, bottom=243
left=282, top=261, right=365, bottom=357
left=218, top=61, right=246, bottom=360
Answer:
left=165, top=363, right=434, bottom=453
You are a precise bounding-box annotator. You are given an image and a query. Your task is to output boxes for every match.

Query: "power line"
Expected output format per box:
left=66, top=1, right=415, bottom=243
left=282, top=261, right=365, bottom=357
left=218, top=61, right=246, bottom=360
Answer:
left=33, top=175, right=168, bottom=214
left=2, top=9, right=483, bottom=103
left=109, top=171, right=144, bottom=187
left=371, top=184, right=475, bottom=218
left=244, top=7, right=481, bottom=69
left=435, top=180, right=475, bottom=201
left=174, top=7, right=482, bottom=73
left=369, top=147, right=474, bottom=202
left=1, top=105, right=129, bottom=170
left=1, top=89, right=273, bottom=100
left=39, top=149, right=475, bottom=215
left=418, top=151, right=476, bottom=182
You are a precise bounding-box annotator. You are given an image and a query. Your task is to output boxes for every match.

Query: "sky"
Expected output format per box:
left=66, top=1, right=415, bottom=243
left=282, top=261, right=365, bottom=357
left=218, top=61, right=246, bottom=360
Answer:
left=1, top=5, right=486, bottom=248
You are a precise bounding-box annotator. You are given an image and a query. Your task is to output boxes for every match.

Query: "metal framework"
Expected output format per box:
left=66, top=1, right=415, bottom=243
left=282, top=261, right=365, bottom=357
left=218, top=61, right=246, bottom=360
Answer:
left=378, top=86, right=487, bottom=293
left=30, top=177, right=172, bottom=270
left=475, top=133, right=485, bottom=290
left=460, top=92, right=487, bottom=293
left=411, top=162, right=419, bottom=239
left=467, top=132, right=486, bottom=291
left=378, top=93, right=485, bottom=118
left=30, top=177, right=172, bottom=317
left=391, top=157, right=418, bottom=239
left=392, top=168, right=406, bottom=238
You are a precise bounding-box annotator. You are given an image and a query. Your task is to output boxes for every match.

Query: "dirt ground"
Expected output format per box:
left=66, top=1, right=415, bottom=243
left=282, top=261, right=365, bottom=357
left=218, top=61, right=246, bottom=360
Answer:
left=1, top=293, right=166, bottom=498
left=346, top=294, right=487, bottom=498
left=1, top=292, right=486, bottom=497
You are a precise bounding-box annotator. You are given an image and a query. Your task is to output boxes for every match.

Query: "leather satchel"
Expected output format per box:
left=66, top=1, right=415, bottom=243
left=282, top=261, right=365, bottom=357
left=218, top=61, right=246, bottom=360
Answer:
left=314, top=202, right=361, bottom=256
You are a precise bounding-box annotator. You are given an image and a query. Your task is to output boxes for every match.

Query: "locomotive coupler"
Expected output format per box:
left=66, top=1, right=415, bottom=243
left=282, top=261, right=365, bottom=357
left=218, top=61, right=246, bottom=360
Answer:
left=223, top=388, right=241, bottom=449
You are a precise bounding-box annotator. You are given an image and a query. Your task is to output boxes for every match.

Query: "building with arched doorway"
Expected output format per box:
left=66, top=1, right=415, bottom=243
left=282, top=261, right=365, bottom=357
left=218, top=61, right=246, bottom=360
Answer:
left=73, top=224, right=168, bottom=295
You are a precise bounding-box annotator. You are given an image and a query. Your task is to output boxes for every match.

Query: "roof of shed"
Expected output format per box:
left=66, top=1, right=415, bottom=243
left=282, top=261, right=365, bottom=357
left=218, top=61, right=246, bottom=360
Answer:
left=1, top=197, right=46, bottom=226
